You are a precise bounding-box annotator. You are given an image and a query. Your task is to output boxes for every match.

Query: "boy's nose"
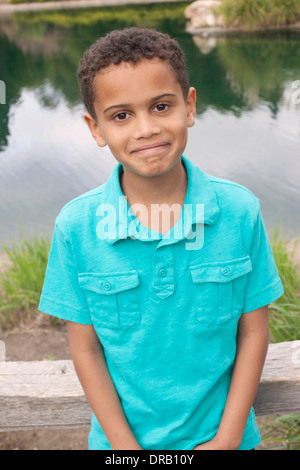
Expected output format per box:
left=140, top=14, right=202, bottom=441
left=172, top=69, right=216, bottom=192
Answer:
left=133, top=114, right=161, bottom=140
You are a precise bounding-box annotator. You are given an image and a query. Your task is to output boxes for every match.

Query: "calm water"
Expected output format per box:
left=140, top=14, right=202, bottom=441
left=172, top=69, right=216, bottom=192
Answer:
left=0, top=5, right=300, bottom=248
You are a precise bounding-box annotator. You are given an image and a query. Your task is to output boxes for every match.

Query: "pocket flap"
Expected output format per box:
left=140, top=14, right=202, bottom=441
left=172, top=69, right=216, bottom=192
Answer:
left=78, top=271, right=140, bottom=295
left=189, top=256, right=252, bottom=283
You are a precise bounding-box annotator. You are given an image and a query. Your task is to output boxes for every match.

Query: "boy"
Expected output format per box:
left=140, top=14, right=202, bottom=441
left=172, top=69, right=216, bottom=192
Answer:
left=39, top=28, right=284, bottom=450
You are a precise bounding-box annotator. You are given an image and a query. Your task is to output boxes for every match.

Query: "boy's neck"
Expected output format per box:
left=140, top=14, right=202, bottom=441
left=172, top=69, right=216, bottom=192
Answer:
left=120, top=158, right=187, bottom=207
left=119, top=158, right=188, bottom=235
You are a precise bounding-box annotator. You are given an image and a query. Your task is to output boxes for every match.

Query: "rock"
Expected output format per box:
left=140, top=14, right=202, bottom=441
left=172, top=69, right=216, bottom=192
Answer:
left=185, top=0, right=225, bottom=33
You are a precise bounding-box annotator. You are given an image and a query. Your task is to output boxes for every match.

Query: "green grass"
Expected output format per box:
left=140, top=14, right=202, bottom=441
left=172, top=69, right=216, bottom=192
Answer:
left=269, top=230, right=300, bottom=343
left=216, top=0, right=300, bottom=29
left=268, top=0, right=300, bottom=26
left=0, top=236, right=51, bottom=328
left=270, top=230, right=300, bottom=343
left=216, top=0, right=268, bottom=30
left=6, top=3, right=188, bottom=31
left=261, top=414, right=300, bottom=450
left=262, top=229, right=300, bottom=450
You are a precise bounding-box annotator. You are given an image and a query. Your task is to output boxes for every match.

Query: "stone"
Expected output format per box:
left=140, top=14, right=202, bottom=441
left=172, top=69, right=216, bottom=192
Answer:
left=185, top=0, right=225, bottom=32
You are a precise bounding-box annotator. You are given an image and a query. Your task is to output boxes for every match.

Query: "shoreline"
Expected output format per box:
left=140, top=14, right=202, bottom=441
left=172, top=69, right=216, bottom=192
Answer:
left=0, top=0, right=299, bottom=35
left=186, top=22, right=300, bottom=36
left=1, top=0, right=299, bottom=38
left=0, top=0, right=189, bottom=13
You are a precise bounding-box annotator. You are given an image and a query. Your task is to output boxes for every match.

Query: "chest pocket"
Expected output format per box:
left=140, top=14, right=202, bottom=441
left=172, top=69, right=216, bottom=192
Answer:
left=78, top=271, right=140, bottom=329
left=189, top=256, right=252, bottom=326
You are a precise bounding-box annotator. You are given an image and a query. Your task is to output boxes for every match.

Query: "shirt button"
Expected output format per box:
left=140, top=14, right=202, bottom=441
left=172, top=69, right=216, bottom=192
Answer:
left=103, top=281, right=111, bottom=291
left=159, top=268, right=167, bottom=277
left=222, top=267, right=230, bottom=276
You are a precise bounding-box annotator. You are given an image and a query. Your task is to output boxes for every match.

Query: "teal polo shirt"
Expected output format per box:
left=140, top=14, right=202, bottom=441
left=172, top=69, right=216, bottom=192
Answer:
left=39, top=155, right=284, bottom=450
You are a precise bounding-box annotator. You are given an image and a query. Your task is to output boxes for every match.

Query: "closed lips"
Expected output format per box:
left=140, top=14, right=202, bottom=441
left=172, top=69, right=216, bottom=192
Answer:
left=131, top=143, right=169, bottom=153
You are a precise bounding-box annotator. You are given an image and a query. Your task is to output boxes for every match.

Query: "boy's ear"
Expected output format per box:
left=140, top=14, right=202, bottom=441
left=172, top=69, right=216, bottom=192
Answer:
left=83, top=113, right=107, bottom=147
left=186, top=87, right=197, bottom=128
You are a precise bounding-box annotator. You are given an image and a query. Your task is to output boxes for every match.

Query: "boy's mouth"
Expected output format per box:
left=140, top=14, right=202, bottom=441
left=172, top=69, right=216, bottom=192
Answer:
left=131, top=142, right=170, bottom=155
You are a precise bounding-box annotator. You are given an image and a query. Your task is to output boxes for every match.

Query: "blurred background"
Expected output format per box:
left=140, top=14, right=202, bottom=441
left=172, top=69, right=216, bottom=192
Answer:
left=0, top=0, right=300, bottom=248
left=0, top=0, right=300, bottom=451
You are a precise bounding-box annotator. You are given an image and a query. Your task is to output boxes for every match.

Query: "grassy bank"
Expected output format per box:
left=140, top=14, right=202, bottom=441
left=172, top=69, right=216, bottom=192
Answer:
left=0, top=231, right=299, bottom=448
left=0, top=237, right=51, bottom=329
left=269, top=230, right=300, bottom=344
left=216, top=0, right=300, bottom=30
left=266, top=231, right=300, bottom=450
left=6, top=0, right=189, bottom=5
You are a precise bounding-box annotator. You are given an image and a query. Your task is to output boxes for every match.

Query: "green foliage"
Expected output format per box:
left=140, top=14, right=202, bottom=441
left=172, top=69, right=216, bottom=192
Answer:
left=262, top=414, right=300, bottom=450
left=217, top=0, right=267, bottom=29
left=269, top=230, right=300, bottom=343
left=217, top=0, right=300, bottom=29
left=10, top=3, right=188, bottom=27
left=0, top=237, right=50, bottom=328
left=8, top=0, right=58, bottom=2
left=268, top=0, right=300, bottom=26
left=262, top=230, right=300, bottom=450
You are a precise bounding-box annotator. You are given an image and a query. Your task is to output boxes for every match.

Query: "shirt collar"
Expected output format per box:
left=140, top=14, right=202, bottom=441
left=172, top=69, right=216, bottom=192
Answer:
left=97, top=155, right=220, bottom=245
left=183, top=155, right=220, bottom=225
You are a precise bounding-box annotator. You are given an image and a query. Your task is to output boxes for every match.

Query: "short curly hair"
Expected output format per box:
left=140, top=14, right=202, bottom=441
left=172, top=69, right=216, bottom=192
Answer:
left=77, top=27, right=190, bottom=120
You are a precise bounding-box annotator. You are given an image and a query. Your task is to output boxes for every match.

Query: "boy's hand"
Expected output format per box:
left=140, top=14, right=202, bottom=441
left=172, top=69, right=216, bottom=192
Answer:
left=67, top=322, right=142, bottom=451
left=194, top=306, right=269, bottom=452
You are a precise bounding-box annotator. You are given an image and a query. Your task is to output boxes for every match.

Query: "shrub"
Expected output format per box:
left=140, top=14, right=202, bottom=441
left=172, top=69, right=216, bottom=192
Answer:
left=0, top=237, right=50, bottom=328
left=217, top=0, right=300, bottom=29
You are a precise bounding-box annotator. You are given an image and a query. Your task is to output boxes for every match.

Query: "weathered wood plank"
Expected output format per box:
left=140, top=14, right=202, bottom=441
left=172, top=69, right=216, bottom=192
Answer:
left=0, top=341, right=299, bottom=431
left=254, top=340, right=300, bottom=416
left=0, top=360, right=83, bottom=398
left=0, top=360, right=91, bottom=431
left=0, top=396, right=91, bottom=430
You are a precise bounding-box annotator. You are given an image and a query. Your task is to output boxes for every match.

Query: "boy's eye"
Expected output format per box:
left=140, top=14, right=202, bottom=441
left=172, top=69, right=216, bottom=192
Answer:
left=114, top=112, right=130, bottom=121
left=154, top=103, right=169, bottom=112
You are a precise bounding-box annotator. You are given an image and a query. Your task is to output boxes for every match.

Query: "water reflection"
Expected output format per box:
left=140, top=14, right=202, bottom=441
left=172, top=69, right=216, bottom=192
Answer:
left=0, top=8, right=299, bottom=245
left=0, top=84, right=114, bottom=243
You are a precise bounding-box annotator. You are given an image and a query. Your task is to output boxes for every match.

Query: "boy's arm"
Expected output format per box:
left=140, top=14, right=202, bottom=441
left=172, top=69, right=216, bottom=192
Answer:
left=194, top=305, right=269, bottom=450
left=67, top=321, right=142, bottom=450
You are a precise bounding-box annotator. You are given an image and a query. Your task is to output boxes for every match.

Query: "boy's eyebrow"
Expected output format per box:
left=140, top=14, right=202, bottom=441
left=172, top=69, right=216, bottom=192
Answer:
left=103, top=93, right=177, bottom=114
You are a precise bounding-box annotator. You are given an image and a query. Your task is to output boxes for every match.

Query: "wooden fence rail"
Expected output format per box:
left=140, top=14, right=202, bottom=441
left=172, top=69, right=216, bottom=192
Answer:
left=0, top=340, right=300, bottom=432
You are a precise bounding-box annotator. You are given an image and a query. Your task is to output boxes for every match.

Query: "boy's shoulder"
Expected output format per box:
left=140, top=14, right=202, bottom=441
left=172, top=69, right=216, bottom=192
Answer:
left=204, top=171, right=261, bottom=220
left=207, top=172, right=259, bottom=203
left=55, top=183, right=107, bottom=228
left=185, top=156, right=260, bottom=219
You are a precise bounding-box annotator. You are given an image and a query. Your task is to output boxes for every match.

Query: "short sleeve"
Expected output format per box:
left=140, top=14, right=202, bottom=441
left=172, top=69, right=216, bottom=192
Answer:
left=242, top=205, right=284, bottom=313
left=38, top=217, right=92, bottom=324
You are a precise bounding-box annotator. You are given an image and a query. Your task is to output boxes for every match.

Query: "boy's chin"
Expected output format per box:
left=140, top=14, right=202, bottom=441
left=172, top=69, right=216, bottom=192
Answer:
left=121, top=156, right=182, bottom=179
left=125, top=165, right=173, bottom=179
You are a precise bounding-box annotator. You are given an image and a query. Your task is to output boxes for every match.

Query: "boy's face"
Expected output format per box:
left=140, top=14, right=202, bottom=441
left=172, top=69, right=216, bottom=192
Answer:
left=84, top=58, right=196, bottom=178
